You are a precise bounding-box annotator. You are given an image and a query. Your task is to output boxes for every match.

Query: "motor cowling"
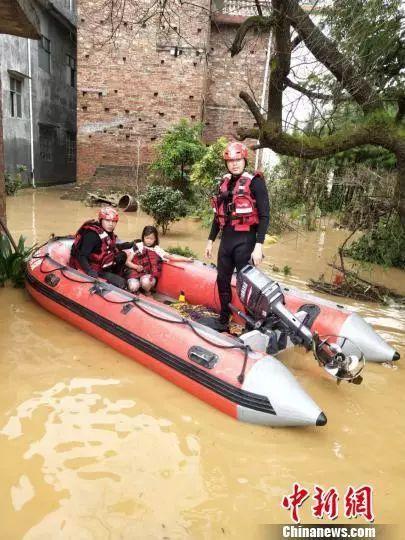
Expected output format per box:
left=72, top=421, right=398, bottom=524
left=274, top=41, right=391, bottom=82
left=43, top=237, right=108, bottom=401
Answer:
left=236, top=265, right=313, bottom=349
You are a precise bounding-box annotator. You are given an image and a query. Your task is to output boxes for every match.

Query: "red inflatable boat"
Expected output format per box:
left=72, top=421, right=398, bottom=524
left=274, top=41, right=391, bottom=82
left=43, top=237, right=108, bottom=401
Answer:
left=25, top=237, right=398, bottom=428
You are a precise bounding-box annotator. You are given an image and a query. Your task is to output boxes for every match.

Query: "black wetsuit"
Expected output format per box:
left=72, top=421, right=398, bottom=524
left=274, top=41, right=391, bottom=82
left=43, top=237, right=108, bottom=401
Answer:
left=209, top=174, right=270, bottom=323
left=75, top=230, right=133, bottom=289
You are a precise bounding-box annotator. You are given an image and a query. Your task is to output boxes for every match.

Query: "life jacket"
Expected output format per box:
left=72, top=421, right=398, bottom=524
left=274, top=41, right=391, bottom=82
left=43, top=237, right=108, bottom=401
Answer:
left=211, top=172, right=260, bottom=231
left=129, top=246, right=162, bottom=279
left=70, top=220, right=118, bottom=273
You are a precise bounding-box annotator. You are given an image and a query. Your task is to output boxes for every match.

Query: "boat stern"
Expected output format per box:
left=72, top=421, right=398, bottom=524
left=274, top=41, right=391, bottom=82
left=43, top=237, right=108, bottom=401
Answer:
left=238, top=356, right=326, bottom=428
left=340, top=313, right=399, bottom=363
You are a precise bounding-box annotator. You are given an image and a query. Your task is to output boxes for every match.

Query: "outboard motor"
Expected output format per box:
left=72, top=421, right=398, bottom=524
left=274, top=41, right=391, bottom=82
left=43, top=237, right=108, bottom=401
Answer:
left=234, top=265, right=364, bottom=384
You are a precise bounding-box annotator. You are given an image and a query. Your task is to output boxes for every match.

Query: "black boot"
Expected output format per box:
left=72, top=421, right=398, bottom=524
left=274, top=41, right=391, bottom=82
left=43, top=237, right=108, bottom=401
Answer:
left=199, top=315, right=229, bottom=333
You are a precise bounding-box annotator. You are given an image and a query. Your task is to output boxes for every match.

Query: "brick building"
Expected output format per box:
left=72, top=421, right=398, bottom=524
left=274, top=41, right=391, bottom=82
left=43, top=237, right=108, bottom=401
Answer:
left=77, top=0, right=270, bottom=189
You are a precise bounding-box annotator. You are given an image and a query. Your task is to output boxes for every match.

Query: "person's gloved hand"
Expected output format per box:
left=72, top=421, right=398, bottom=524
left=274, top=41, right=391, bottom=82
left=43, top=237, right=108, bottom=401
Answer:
left=251, top=244, right=263, bottom=266
left=87, top=269, right=98, bottom=278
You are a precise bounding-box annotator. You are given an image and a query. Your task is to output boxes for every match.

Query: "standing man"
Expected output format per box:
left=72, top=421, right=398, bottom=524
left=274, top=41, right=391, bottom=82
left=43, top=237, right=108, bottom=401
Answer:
left=70, top=206, right=133, bottom=289
left=205, top=142, right=270, bottom=331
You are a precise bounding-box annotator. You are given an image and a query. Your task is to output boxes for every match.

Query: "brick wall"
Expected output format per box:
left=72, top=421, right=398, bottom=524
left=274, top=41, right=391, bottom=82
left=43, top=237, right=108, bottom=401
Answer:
left=204, top=23, right=268, bottom=147
left=77, top=0, right=270, bottom=187
left=77, top=0, right=211, bottom=186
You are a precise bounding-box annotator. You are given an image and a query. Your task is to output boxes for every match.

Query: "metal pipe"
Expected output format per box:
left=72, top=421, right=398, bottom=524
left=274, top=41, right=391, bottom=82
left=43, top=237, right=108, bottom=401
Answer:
left=27, top=39, right=35, bottom=188
left=255, top=30, right=272, bottom=170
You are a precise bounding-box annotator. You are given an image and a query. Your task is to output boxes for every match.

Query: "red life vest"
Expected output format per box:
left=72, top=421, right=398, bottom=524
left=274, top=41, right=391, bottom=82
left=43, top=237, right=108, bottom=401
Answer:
left=211, top=172, right=260, bottom=231
left=128, top=247, right=162, bottom=279
left=70, top=220, right=118, bottom=273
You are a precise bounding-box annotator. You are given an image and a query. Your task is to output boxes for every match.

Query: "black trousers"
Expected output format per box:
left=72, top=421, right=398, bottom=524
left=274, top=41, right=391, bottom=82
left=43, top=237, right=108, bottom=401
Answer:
left=99, top=251, right=127, bottom=289
left=216, top=228, right=256, bottom=322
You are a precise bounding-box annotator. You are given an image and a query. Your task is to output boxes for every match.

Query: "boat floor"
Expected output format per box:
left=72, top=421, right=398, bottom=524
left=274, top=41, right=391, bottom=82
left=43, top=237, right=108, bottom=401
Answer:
left=152, top=292, right=244, bottom=336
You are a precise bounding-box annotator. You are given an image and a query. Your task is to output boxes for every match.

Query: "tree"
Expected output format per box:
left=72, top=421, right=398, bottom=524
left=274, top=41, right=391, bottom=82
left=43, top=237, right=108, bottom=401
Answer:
left=140, top=185, right=188, bottom=234
left=85, top=0, right=405, bottom=224
left=151, top=119, right=206, bottom=199
left=230, top=0, right=405, bottom=225
left=190, top=136, right=228, bottom=197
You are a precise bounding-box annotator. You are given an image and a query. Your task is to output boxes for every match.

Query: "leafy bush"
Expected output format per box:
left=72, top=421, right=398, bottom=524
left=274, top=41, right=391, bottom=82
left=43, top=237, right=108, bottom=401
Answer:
left=0, top=234, right=35, bottom=287
left=166, top=245, right=198, bottom=258
left=151, top=119, right=205, bottom=199
left=140, top=185, right=188, bottom=235
left=190, top=137, right=227, bottom=197
left=188, top=137, right=229, bottom=229
left=345, top=215, right=405, bottom=269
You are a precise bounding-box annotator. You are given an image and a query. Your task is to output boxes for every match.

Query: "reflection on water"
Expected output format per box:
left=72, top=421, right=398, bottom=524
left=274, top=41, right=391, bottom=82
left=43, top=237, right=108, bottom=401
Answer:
left=1, top=188, right=404, bottom=538
left=1, top=378, right=206, bottom=539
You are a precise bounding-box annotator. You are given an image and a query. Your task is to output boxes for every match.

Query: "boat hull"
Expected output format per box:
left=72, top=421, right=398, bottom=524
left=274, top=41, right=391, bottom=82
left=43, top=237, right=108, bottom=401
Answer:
left=25, top=239, right=326, bottom=428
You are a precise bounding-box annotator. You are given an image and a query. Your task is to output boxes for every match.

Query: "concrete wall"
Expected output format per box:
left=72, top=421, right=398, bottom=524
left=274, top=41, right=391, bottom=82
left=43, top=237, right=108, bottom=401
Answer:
left=0, top=0, right=41, bottom=223
left=0, top=36, right=32, bottom=184
left=0, top=76, right=5, bottom=222
left=0, top=1, right=76, bottom=187
left=50, top=0, right=77, bottom=27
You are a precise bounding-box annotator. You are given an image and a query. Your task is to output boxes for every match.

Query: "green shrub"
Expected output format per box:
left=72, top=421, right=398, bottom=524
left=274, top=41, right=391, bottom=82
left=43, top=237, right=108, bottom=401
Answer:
left=190, top=137, right=227, bottom=197
left=151, top=119, right=205, bottom=199
left=140, top=185, right=188, bottom=235
left=345, top=215, right=405, bottom=269
left=166, top=245, right=198, bottom=258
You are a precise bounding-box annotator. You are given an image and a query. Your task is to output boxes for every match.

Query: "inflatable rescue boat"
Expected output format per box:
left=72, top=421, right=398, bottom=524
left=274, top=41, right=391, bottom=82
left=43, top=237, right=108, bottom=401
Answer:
left=25, top=237, right=399, bottom=428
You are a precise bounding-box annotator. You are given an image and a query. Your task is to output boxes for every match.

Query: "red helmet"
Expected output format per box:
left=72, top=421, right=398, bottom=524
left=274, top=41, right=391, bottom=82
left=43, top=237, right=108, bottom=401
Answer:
left=98, top=206, right=119, bottom=222
left=223, top=142, right=248, bottom=161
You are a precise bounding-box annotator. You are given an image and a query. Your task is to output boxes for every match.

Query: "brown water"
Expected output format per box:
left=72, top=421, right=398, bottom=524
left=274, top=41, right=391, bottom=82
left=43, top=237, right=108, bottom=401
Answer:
left=1, top=187, right=404, bottom=539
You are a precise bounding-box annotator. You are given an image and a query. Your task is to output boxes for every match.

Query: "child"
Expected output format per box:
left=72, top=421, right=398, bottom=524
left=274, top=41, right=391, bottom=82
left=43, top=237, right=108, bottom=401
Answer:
left=126, top=225, right=193, bottom=294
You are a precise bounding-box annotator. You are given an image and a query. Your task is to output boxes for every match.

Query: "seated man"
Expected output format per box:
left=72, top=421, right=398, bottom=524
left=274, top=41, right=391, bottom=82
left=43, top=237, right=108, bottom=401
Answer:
left=69, top=206, right=133, bottom=289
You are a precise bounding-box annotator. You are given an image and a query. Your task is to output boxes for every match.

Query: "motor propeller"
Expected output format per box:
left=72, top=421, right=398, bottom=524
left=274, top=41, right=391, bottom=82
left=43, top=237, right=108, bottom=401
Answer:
left=313, top=334, right=365, bottom=383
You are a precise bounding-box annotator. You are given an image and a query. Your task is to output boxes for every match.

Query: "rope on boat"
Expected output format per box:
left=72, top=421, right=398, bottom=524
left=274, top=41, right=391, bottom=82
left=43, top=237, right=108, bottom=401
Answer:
left=31, top=250, right=252, bottom=384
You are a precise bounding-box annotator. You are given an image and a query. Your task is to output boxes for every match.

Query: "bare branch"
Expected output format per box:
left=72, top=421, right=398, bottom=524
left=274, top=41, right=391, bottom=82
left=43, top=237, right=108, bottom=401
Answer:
left=290, top=34, right=302, bottom=51
left=283, top=0, right=380, bottom=112
left=230, top=15, right=274, bottom=57
left=285, top=77, right=350, bottom=102
left=254, top=0, right=263, bottom=17
left=239, top=90, right=265, bottom=127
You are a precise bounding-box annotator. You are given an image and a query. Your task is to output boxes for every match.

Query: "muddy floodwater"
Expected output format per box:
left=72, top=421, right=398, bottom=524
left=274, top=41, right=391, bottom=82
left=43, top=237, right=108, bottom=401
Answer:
left=1, top=187, right=404, bottom=539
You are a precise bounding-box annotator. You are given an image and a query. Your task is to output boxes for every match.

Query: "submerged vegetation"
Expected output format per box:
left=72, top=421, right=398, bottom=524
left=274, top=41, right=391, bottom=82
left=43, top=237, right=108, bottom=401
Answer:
left=5, top=165, right=27, bottom=196
left=345, top=215, right=405, bottom=269
left=0, top=235, right=35, bottom=287
left=166, top=245, right=198, bottom=259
